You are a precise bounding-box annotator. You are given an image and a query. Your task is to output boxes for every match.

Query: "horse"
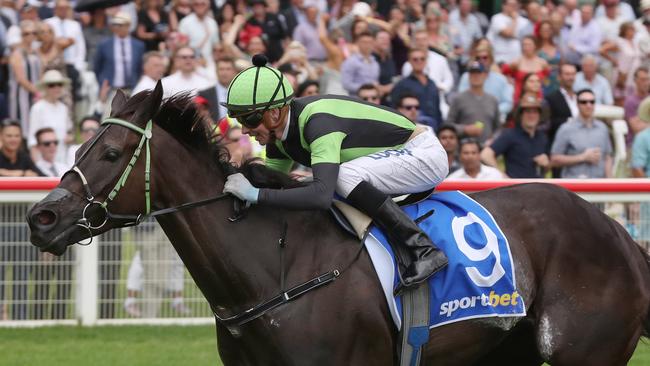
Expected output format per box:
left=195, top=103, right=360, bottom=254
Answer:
left=27, top=82, right=650, bottom=365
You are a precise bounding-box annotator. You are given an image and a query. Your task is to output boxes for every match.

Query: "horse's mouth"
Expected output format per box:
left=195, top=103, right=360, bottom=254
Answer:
left=30, top=224, right=84, bottom=256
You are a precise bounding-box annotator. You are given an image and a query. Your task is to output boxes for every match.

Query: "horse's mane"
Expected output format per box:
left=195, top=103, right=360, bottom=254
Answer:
left=124, top=90, right=302, bottom=189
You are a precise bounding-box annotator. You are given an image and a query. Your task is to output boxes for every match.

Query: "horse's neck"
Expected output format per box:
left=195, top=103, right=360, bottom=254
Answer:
left=151, top=150, right=352, bottom=312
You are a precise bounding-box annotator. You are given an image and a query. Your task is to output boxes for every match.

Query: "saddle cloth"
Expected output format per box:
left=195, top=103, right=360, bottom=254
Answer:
left=334, top=191, right=526, bottom=330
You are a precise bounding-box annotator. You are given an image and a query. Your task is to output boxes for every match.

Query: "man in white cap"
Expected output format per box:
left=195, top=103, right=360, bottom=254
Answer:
left=93, top=11, right=145, bottom=92
left=28, top=70, right=73, bottom=163
left=44, top=0, right=86, bottom=72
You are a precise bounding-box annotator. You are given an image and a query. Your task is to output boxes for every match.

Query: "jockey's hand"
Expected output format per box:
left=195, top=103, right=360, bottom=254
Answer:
left=223, top=173, right=260, bottom=203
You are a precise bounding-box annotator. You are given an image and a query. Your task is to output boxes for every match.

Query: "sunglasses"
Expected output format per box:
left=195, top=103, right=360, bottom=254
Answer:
left=39, top=140, right=59, bottom=147
left=476, top=56, right=490, bottom=61
left=401, top=105, right=419, bottom=110
left=230, top=110, right=263, bottom=129
left=176, top=54, right=195, bottom=60
left=82, top=128, right=99, bottom=133
left=410, top=57, right=426, bottom=62
left=22, top=31, right=37, bottom=36
left=362, top=96, right=379, bottom=101
left=578, top=99, right=595, bottom=105
left=47, top=83, right=64, bottom=88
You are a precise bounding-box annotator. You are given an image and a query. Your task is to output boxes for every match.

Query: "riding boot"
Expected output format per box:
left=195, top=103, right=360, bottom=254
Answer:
left=346, top=181, right=448, bottom=288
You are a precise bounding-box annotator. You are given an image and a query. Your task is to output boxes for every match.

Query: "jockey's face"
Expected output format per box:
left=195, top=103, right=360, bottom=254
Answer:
left=241, top=117, right=272, bottom=145
left=240, top=108, right=286, bottom=145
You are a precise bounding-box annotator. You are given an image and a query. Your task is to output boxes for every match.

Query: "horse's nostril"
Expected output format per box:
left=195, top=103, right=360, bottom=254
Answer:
left=36, top=210, right=57, bottom=226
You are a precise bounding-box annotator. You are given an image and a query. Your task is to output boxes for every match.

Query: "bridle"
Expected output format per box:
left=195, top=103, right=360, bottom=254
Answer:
left=64, top=117, right=231, bottom=245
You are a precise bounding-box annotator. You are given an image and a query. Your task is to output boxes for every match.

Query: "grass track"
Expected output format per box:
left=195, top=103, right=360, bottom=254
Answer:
left=0, top=325, right=649, bottom=365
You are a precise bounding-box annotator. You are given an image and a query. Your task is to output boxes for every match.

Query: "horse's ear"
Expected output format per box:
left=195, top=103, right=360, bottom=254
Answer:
left=133, top=81, right=164, bottom=123
left=111, top=89, right=128, bottom=115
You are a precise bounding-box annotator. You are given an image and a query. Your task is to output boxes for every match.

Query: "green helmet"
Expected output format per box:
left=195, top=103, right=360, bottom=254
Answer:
left=221, top=54, right=294, bottom=115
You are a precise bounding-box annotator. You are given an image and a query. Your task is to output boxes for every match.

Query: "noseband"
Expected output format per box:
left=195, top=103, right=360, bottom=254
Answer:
left=64, top=117, right=231, bottom=245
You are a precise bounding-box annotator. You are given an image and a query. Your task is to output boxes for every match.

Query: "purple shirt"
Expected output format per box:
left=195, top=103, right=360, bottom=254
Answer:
left=340, top=53, right=380, bottom=95
left=292, top=22, right=327, bottom=61
left=624, top=92, right=646, bottom=120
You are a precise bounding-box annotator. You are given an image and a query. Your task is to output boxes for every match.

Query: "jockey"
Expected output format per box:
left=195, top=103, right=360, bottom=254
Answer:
left=221, top=54, right=449, bottom=288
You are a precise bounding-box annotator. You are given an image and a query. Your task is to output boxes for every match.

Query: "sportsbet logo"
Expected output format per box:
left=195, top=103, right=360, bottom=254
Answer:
left=439, top=291, right=521, bottom=318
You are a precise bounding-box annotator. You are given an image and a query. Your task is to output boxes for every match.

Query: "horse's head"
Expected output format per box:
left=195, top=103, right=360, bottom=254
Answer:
left=27, top=82, right=166, bottom=255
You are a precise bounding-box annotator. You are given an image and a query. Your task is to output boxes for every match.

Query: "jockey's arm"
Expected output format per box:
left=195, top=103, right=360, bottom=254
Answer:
left=258, top=163, right=340, bottom=210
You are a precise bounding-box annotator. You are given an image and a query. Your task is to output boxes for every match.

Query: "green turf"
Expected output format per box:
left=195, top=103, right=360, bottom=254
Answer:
left=0, top=325, right=649, bottom=365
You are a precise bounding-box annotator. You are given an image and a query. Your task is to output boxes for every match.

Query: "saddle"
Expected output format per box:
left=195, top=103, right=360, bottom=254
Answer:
left=330, top=188, right=435, bottom=240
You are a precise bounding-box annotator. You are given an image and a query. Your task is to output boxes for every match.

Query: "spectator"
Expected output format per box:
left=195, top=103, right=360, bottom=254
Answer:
left=391, top=47, right=442, bottom=130
left=169, top=0, right=192, bottom=30
left=386, top=6, right=412, bottom=71
left=66, top=116, right=100, bottom=167
left=38, top=22, right=74, bottom=109
left=632, top=97, right=650, bottom=244
left=28, top=70, right=72, bottom=163
left=536, top=20, right=561, bottom=95
left=276, top=41, right=318, bottom=84
left=161, top=46, right=214, bottom=97
left=402, top=29, right=454, bottom=99
left=448, top=0, right=483, bottom=65
left=244, top=0, right=286, bottom=63
left=565, top=3, right=602, bottom=65
left=34, top=128, right=66, bottom=177
left=597, top=0, right=627, bottom=42
left=296, top=79, right=319, bottom=97
left=423, top=10, right=452, bottom=58
left=501, top=35, right=549, bottom=105
left=595, top=0, right=635, bottom=23
left=280, top=0, right=305, bottom=37
left=482, top=95, right=549, bottom=178
left=600, top=22, right=642, bottom=103
left=487, top=0, right=531, bottom=64
left=447, top=138, right=504, bottom=180
left=0, top=120, right=41, bottom=177
left=551, top=89, right=613, bottom=178
left=437, top=124, right=460, bottom=175
left=136, top=0, right=171, bottom=52
left=624, top=67, right=650, bottom=138
left=574, top=55, right=614, bottom=105
left=94, top=12, right=145, bottom=91
left=198, top=56, right=238, bottom=121
left=83, top=9, right=112, bottom=66
left=45, top=0, right=86, bottom=72
left=124, top=223, right=190, bottom=318
left=178, top=0, right=220, bottom=74
left=446, top=61, right=499, bottom=143
left=340, top=31, right=380, bottom=96
left=5, top=3, right=40, bottom=50
left=8, top=20, right=41, bottom=134
left=545, top=63, right=578, bottom=149
left=357, top=83, right=381, bottom=105
left=373, top=30, right=396, bottom=99
left=458, top=40, right=514, bottom=117
left=222, top=14, right=267, bottom=63
left=292, top=2, right=326, bottom=63
left=316, top=13, right=345, bottom=95
left=132, top=51, right=167, bottom=95
left=395, top=93, right=419, bottom=123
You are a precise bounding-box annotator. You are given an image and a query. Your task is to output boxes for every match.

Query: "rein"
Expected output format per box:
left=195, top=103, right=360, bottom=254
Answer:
left=64, top=115, right=358, bottom=335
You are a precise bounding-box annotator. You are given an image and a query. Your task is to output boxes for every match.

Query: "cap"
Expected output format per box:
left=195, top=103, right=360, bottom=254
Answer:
left=467, top=61, right=486, bottom=73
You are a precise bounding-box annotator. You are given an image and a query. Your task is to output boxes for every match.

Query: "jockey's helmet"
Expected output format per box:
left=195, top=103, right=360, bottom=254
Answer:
left=220, top=54, right=294, bottom=128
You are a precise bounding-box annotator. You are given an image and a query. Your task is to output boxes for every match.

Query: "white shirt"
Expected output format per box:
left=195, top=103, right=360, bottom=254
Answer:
left=131, top=75, right=158, bottom=95
left=216, top=82, right=228, bottom=119
left=487, top=13, right=531, bottom=64
left=447, top=164, right=504, bottom=180
left=401, top=50, right=454, bottom=94
left=598, top=15, right=626, bottom=41
left=45, top=16, right=86, bottom=71
left=178, top=13, right=220, bottom=74
left=36, top=159, right=68, bottom=177
left=161, top=71, right=214, bottom=98
left=28, top=99, right=71, bottom=163
left=560, top=87, right=578, bottom=118
left=66, top=144, right=81, bottom=168
left=113, top=36, right=132, bottom=88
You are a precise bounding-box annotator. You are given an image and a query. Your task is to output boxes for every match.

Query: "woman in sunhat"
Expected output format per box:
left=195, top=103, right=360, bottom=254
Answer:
left=28, top=70, right=73, bottom=163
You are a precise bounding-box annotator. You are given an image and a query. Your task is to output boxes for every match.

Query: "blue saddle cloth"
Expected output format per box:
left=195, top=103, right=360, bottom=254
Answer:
left=365, top=191, right=526, bottom=329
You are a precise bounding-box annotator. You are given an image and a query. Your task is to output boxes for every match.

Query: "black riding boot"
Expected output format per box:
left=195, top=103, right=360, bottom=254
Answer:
left=347, top=182, right=448, bottom=288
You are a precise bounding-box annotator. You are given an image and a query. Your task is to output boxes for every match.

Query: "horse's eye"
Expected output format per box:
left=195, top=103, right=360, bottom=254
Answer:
left=103, top=149, right=121, bottom=162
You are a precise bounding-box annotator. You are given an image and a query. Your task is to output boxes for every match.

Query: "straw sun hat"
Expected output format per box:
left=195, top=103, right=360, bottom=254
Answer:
left=37, top=70, right=70, bottom=89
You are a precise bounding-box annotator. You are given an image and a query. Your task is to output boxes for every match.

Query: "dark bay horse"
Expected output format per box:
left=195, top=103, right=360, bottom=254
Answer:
left=27, top=83, right=650, bottom=365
